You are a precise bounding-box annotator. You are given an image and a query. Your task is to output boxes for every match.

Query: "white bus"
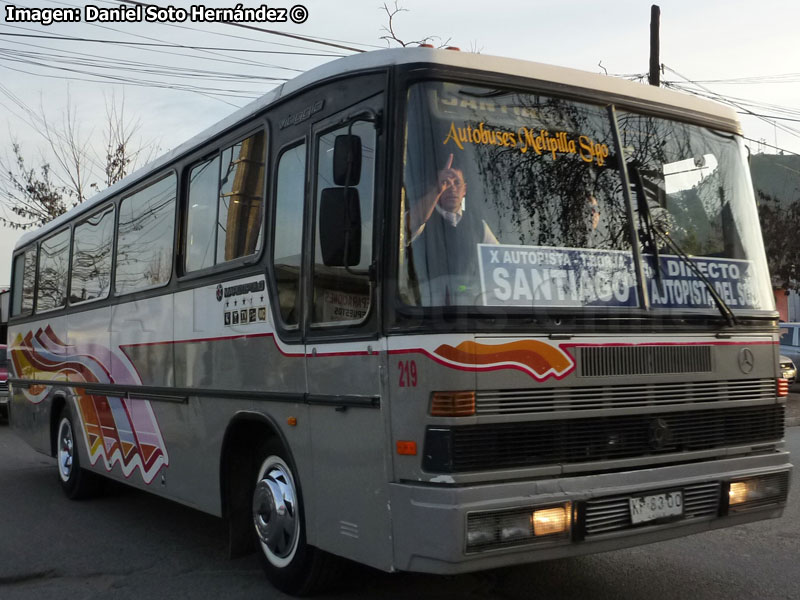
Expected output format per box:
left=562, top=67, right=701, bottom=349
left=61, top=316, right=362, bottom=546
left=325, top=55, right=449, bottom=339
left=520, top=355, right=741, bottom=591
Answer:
left=7, top=48, right=791, bottom=595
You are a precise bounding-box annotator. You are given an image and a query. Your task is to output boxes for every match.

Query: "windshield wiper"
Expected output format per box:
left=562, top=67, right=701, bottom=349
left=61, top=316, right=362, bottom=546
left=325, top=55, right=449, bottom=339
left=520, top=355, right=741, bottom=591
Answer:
left=629, top=164, right=665, bottom=296
left=630, top=165, right=737, bottom=327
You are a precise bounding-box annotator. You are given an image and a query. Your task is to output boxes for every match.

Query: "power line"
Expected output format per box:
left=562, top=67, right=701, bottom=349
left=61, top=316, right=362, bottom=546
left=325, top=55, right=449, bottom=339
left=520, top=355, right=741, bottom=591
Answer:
left=741, top=136, right=800, bottom=157
left=662, top=65, right=800, bottom=142
left=0, top=46, right=290, bottom=85
left=0, top=22, right=316, bottom=73
left=736, top=112, right=800, bottom=124
left=0, top=61, right=254, bottom=106
left=116, top=0, right=370, bottom=53
left=83, top=0, right=371, bottom=54
left=0, top=31, right=346, bottom=57
left=5, top=0, right=304, bottom=72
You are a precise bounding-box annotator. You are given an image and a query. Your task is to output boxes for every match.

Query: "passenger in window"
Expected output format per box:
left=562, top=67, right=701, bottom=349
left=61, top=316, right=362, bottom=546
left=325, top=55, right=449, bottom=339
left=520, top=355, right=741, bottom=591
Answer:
left=588, top=195, right=600, bottom=231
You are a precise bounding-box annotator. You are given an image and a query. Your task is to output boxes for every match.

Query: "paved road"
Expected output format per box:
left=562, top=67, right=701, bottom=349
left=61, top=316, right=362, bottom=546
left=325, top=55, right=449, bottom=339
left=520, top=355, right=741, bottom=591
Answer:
left=0, top=423, right=797, bottom=600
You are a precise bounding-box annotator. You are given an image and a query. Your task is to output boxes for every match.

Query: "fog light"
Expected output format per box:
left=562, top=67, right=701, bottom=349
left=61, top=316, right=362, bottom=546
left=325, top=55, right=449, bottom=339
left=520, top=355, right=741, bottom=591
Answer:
left=729, top=481, right=748, bottom=505
left=729, top=474, right=789, bottom=511
left=466, top=527, right=495, bottom=547
left=500, top=513, right=532, bottom=542
left=466, top=503, right=572, bottom=551
left=532, top=504, right=570, bottom=536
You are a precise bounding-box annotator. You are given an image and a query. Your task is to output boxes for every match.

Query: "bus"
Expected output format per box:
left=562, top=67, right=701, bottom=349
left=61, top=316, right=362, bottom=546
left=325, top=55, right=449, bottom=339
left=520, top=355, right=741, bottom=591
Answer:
left=7, top=47, right=791, bottom=594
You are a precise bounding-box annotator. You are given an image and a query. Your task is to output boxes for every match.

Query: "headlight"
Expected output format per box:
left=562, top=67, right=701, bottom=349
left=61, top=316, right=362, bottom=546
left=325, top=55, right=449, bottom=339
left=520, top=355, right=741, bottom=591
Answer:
left=466, top=502, right=572, bottom=552
left=728, top=472, right=790, bottom=511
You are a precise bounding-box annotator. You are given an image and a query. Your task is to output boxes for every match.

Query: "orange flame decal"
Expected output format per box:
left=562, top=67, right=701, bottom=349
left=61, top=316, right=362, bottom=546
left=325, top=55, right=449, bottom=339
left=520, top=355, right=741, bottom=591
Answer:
left=433, top=340, right=573, bottom=379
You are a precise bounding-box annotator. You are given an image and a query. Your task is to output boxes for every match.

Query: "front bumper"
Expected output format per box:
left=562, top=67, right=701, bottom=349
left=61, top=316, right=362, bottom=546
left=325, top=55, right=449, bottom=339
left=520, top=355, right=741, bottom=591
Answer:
left=389, top=450, right=791, bottom=574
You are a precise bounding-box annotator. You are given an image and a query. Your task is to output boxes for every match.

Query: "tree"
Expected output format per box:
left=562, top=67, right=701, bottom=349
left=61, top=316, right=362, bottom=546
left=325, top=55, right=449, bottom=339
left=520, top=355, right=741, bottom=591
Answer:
left=0, top=93, right=156, bottom=230
left=379, top=1, right=452, bottom=48
left=0, top=141, right=69, bottom=229
left=756, top=190, right=800, bottom=289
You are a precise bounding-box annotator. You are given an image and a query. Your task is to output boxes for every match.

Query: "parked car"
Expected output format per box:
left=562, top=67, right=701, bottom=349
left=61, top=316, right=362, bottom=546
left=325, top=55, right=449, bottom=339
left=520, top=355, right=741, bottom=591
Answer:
left=779, top=354, right=797, bottom=385
left=779, top=323, right=800, bottom=366
left=0, top=344, right=8, bottom=421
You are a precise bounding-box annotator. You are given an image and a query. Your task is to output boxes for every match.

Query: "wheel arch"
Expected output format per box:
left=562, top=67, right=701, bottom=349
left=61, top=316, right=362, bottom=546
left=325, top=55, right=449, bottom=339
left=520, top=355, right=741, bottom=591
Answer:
left=219, top=410, right=298, bottom=558
left=49, top=392, right=69, bottom=458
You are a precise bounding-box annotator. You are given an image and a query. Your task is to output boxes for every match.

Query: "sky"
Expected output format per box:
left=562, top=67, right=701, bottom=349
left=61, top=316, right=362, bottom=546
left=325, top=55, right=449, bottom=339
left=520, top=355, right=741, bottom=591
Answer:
left=1, top=0, right=799, bottom=285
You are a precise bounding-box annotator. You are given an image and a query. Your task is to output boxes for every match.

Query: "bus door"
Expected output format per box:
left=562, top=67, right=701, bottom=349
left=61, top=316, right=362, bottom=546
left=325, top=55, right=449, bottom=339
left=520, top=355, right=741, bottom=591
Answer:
left=303, top=96, right=391, bottom=570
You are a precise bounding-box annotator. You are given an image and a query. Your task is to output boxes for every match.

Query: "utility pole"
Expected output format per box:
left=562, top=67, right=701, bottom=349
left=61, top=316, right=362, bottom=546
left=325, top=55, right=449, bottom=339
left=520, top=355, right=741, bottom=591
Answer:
left=648, top=4, right=661, bottom=87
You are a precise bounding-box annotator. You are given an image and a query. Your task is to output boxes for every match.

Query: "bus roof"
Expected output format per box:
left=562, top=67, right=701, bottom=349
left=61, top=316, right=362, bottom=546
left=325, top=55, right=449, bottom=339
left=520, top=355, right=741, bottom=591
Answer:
left=16, top=47, right=740, bottom=250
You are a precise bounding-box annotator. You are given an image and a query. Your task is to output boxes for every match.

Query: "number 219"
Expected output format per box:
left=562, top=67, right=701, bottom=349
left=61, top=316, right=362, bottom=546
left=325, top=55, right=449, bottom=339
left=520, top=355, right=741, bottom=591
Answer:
left=398, top=360, right=417, bottom=387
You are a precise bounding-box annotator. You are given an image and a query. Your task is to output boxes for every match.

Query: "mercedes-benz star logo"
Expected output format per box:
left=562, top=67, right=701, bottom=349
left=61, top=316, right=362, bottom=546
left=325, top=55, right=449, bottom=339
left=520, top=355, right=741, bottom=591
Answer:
left=648, top=418, right=673, bottom=451
left=738, top=348, right=755, bottom=374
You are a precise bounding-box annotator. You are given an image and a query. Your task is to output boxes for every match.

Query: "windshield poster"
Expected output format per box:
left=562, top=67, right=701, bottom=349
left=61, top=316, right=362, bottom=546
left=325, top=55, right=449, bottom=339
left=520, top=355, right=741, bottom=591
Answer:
left=478, top=244, right=760, bottom=310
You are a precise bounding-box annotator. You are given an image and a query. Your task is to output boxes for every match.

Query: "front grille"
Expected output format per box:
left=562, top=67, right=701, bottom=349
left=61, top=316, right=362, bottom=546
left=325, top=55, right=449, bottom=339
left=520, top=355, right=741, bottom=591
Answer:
left=0, top=380, right=7, bottom=393
left=476, top=379, right=776, bottom=416
left=583, top=481, right=721, bottom=537
left=579, top=345, right=712, bottom=377
left=423, top=404, right=784, bottom=473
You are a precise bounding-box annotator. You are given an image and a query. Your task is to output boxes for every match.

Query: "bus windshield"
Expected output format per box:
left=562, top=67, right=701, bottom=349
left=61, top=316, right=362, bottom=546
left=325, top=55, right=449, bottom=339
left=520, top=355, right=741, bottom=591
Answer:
left=398, top=81, right=774, bottom=317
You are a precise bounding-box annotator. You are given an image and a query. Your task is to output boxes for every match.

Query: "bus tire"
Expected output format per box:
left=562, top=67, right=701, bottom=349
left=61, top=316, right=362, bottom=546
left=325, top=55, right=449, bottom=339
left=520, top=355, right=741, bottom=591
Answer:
left=56, top=405, right=103, bottom=500
left=252, top=440, right=338, bottom=596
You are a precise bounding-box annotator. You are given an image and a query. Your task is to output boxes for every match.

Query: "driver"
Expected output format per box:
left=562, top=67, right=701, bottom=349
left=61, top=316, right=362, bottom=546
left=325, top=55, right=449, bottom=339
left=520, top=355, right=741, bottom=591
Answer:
left=405, top=153, right=498, bottom=304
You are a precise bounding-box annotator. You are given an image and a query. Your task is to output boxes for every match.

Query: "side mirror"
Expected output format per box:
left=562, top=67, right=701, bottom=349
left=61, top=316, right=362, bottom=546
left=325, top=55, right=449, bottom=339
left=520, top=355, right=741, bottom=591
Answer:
left=333, top=134, right=362, bottom=186
left=319, top=187, right=361, bottom=266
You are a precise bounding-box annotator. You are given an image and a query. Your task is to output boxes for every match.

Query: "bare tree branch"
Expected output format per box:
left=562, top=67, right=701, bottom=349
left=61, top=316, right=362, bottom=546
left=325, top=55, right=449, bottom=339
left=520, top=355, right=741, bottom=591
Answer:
left=0, top=93, right=158, bottom=229
left=379, top=1, right=449, bottom=48
left=0, top=140, right=69, bottom=230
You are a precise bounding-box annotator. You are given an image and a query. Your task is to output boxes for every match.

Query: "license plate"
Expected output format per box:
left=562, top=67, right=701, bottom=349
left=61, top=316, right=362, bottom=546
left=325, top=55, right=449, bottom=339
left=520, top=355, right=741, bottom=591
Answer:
left=629, top=491, right=683, bottom=524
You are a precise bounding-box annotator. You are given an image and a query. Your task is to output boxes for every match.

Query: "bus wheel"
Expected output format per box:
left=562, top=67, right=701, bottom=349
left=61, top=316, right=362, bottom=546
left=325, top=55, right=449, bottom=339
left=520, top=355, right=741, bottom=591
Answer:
left=252, top=442, right=337, bottom=595
left=56, top=406, right=103, bottom=500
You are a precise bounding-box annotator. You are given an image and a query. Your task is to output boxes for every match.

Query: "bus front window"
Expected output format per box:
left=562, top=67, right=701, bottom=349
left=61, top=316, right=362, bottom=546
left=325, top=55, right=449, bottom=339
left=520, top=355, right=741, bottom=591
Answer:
left=399, top=81, right=773, bottom=317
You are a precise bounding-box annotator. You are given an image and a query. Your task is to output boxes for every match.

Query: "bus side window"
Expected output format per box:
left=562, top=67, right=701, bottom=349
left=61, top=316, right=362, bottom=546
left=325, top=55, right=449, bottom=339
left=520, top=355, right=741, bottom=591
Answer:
left=311, top=121, right=375, bottom=326
left=272, top=143, right=306, bottom=327
left=70, top=206, right=115, bottom=304
left=184, top=130, right=266, bottom=273
left=216, top=131, right=267, bottom=263
left=11, top=247, right=37, bottom=316
left=36, top=228, right=71, bottom=312
left=115, top=173, right=177, bottom=295
left=185, top=157, right=220, bottom=272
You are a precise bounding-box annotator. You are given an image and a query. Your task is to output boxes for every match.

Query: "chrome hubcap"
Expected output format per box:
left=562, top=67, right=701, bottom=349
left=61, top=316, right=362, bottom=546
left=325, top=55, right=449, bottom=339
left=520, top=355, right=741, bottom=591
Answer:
left=253, top=460, right=299, bottom=565
left=58, top=419, right=74, bottom=482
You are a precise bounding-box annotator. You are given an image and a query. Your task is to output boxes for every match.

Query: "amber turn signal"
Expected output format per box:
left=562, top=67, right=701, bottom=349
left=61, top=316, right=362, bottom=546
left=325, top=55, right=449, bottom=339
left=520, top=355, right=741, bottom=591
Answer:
left=430, top=391, right=476, bottom=417
left=778, top=378, right=789, bottom=397
left=396, top=441, right=417, bottom=455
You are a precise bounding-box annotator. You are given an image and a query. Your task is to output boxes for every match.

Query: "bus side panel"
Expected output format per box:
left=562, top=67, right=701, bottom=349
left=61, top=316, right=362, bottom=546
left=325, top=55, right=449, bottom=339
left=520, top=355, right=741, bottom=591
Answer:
left=306, top=344, right=393, bottom=572
left=86, top=295, right=175, bottom=489
left=7, top=316, right=67, bottom=455
left=167, top=278, right=310, bottom=516
left=111, top=295, right=175, bottom=388
left=65, top=305, right=113, bottom=477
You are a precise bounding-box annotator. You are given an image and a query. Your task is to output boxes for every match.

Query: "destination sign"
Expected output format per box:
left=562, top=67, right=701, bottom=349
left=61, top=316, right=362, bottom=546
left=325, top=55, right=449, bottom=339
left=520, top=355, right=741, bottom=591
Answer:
left=478, top=244, right=760, bottom=310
